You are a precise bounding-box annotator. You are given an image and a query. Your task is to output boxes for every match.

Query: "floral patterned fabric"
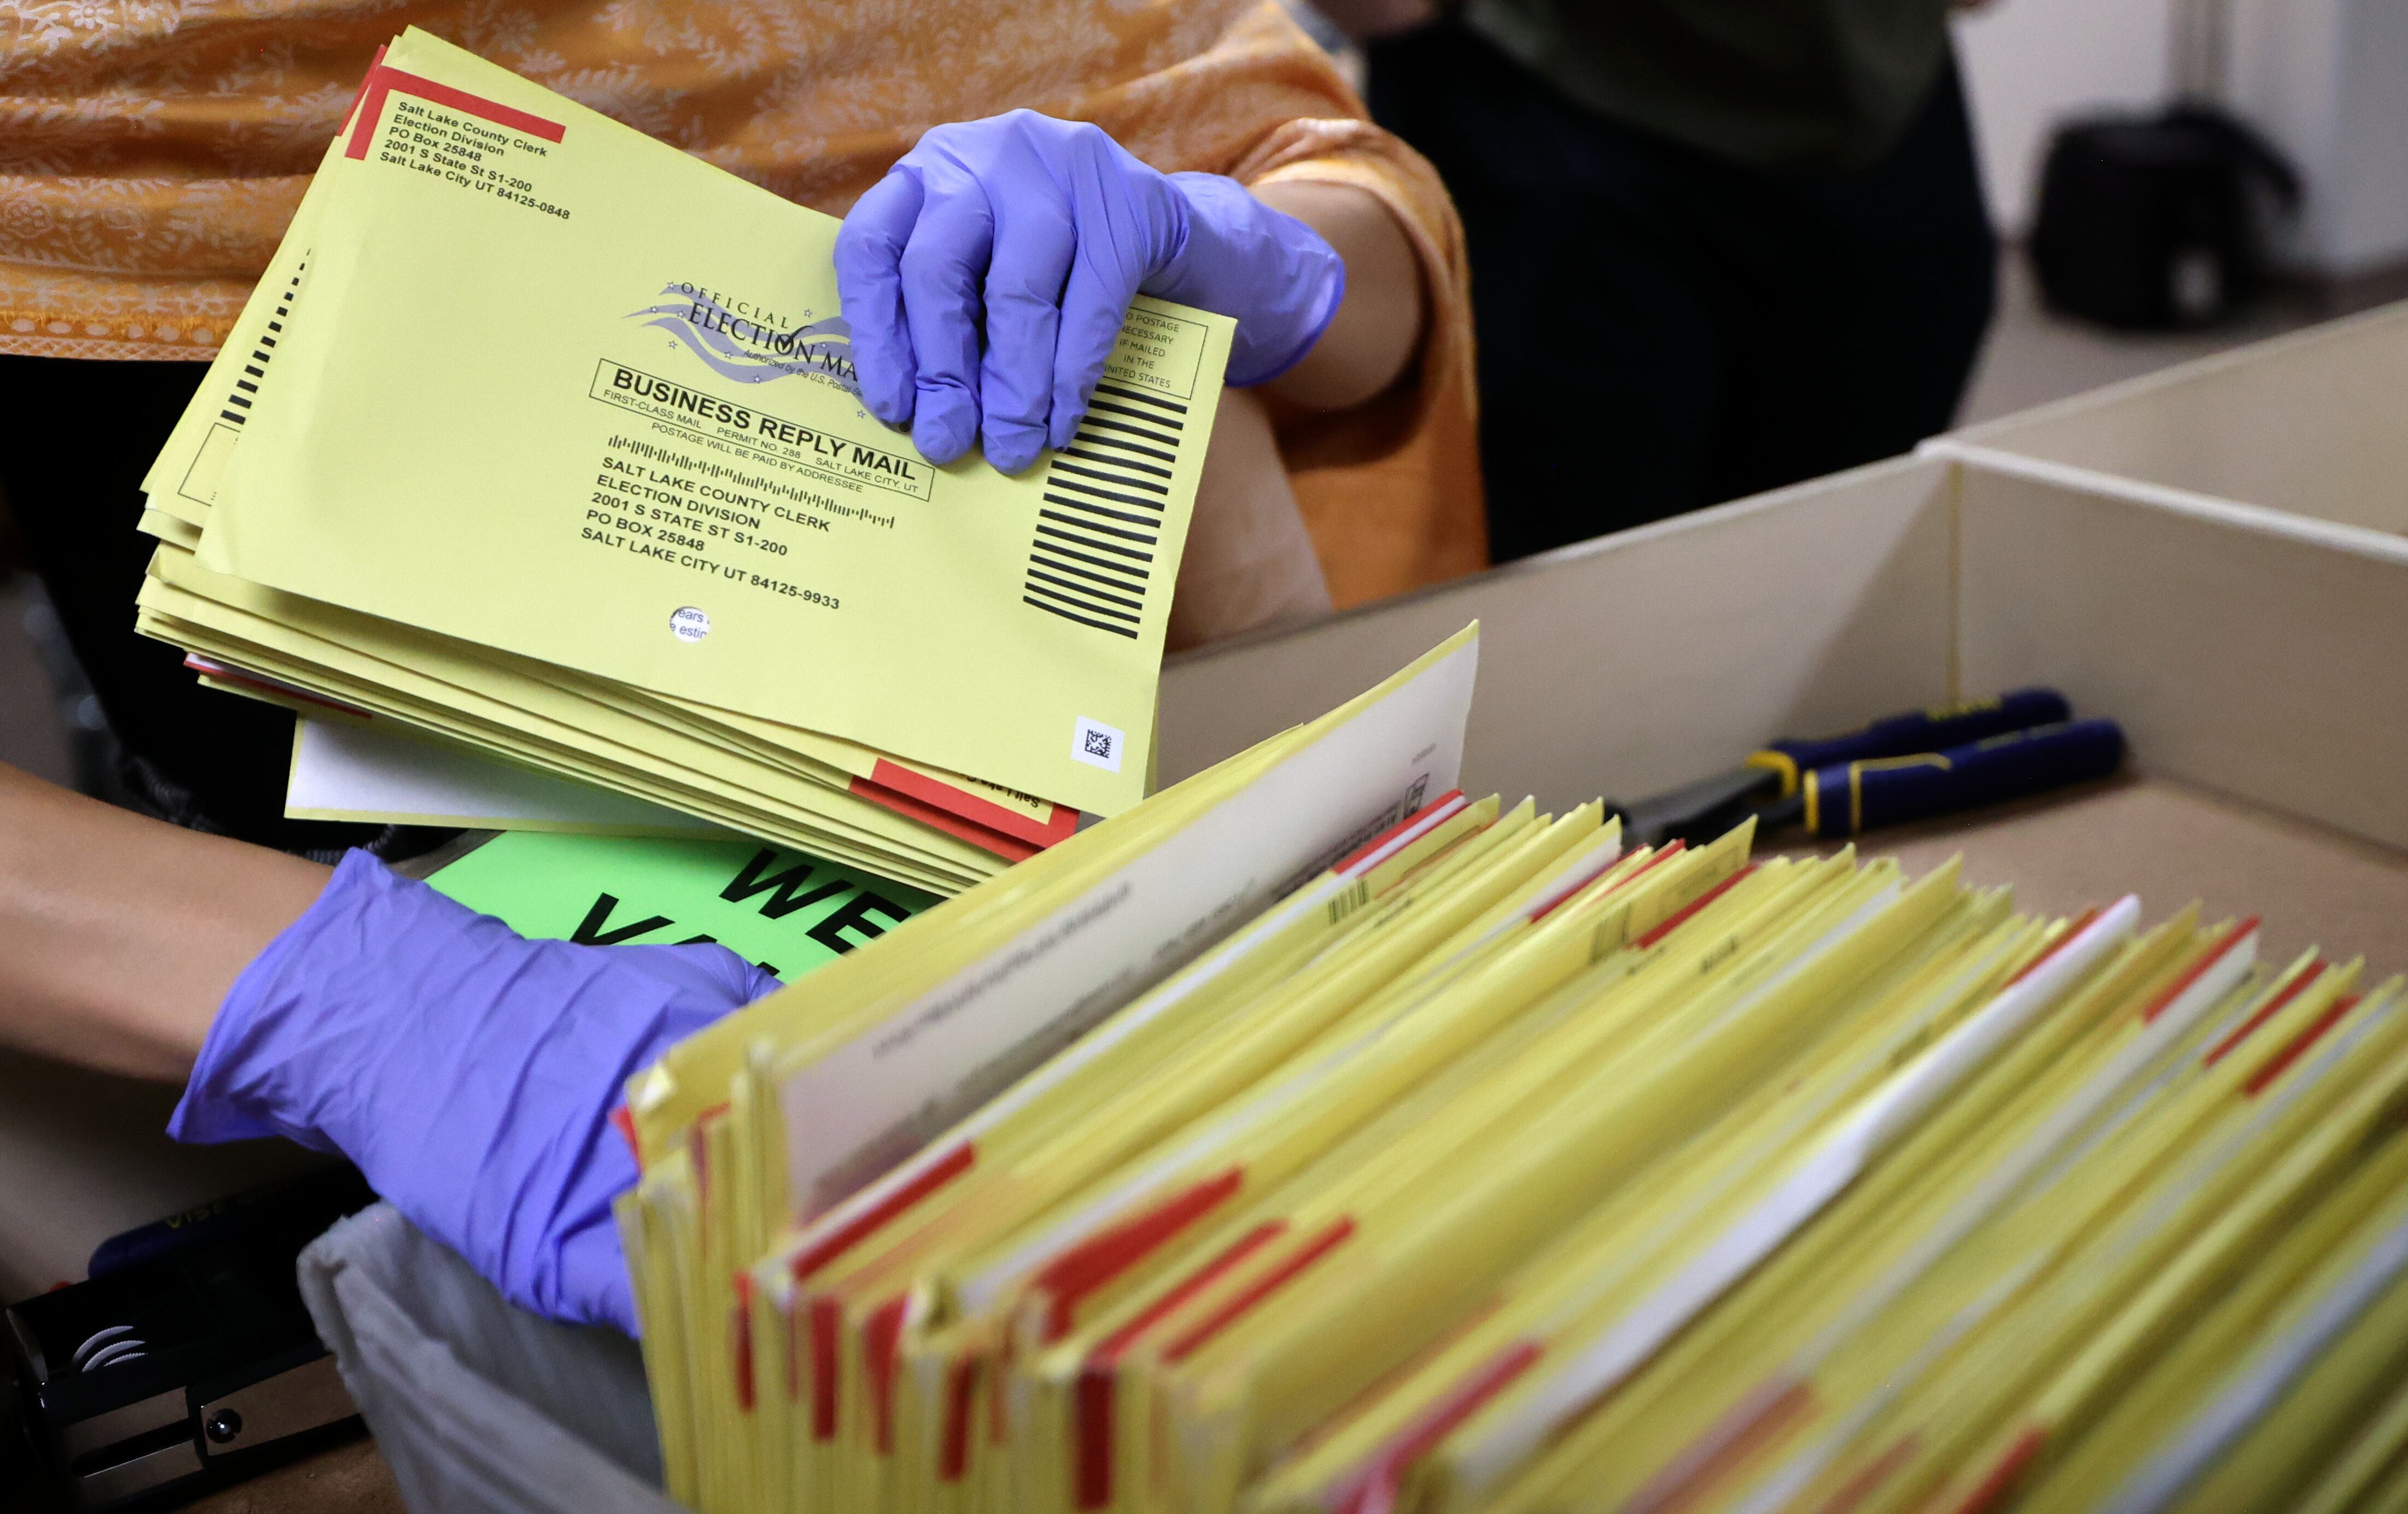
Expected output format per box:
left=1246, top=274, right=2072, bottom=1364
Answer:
left=0, top=0, right=1483, bottom=604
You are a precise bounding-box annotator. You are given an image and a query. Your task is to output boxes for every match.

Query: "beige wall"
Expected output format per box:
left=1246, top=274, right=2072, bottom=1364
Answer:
left=1954, top=0, right=2408, bottom=275
left=1953, top=0, right=2175, bottom=234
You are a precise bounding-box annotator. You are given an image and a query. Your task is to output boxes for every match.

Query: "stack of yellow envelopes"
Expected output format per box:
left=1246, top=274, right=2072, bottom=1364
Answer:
left=617, top=624, right=1485, bottom=1506
left=622, top=626, right=2408, bottom=1514
left=134, top=28, right=1237, bottom=895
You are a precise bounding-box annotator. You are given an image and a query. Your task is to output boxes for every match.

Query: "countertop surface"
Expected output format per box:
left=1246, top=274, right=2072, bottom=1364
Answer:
left=185, top=1438, right=403, bottom=1514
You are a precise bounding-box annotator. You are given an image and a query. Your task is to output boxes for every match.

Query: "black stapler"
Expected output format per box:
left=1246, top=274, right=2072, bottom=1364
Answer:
left=1, top=1166, right=376, bottom=1510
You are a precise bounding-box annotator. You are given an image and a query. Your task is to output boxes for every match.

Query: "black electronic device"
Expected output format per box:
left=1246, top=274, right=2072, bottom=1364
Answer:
left=0, top=1166, right=375, bottom=1511
left=2031, top=103, right=2301, bottom=331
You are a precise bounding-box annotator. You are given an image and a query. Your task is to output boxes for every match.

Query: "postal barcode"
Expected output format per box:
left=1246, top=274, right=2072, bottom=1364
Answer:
left=1021, top=381, right=1187, bottom=640
left=219, top=264, right=304, bottom=426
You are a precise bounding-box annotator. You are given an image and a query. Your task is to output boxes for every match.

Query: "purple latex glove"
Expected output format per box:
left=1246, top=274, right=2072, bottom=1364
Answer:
left=168, top=852, right=780, bottom=1334
left=834, top=108, right=1346, bottom=472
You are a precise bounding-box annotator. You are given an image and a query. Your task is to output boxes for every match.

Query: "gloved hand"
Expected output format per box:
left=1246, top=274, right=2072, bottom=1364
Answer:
left=834, top=108, right=1346, bottom=472
left=168, top=851, right=780, bottom=1334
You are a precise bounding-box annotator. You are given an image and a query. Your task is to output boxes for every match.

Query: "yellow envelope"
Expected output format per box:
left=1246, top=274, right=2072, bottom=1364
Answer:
left=195, top=28, right=1231, bottom=815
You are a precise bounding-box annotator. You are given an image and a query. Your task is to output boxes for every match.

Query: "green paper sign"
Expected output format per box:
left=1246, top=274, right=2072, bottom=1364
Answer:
left=429, top=831, right=937, bottom=981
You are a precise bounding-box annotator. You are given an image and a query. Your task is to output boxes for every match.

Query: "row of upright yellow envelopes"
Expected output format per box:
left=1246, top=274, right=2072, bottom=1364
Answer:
left=618, top=625, right=2408, bottom=1514
left=128, top=27, right=1238, bottom=891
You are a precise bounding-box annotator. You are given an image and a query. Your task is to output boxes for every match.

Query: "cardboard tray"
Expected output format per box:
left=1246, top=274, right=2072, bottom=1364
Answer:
left=14, top=303, right=2408, bottom=1509
left=1163, top=304, right=2408, bottom=936
left=1941, top=300, right=2408, bottom=540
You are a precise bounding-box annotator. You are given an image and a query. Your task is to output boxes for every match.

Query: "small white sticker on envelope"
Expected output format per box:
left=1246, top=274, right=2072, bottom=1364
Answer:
left=1071, top=716, right=1124, bottom=773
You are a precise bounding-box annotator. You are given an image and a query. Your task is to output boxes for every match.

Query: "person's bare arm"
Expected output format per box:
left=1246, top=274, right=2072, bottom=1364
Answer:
left=1254, top=180, right=1427, bottom=412
left=0, top=763, right=327, bottom=1082
left=1173, top=387, right=1334, bottom=648
left=1162, top=182, right=1427, bottom=642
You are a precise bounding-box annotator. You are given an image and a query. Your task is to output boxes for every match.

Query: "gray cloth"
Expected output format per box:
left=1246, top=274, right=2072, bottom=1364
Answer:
left=298, top=1204, right=675, bottom=1514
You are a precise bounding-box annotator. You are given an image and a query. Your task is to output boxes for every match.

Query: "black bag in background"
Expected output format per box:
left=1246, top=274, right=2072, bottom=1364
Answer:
left=2030, top=103, right=2301, bottom=330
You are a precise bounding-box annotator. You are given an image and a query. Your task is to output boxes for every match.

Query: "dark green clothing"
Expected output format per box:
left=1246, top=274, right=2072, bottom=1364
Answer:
left=1458, top=0, right=1956, bottom=169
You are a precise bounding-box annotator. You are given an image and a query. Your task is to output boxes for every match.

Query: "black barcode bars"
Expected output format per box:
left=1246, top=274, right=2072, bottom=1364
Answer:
left=1022, top=382, right=1190, bottom=640
left=220, top=264, right=304, bottom=426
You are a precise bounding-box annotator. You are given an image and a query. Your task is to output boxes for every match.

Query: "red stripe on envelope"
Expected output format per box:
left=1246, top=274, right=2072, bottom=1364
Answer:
left=2005, top=907, right=2101, bottom=988
left=2247, top=994, right=2363, bottom=1097
left=185, top=654, right=373, bottom=717
left=1162, top=1217, right=1356, bottom=1364
left=939, top=1351, right=980, bottom=1482
left=869, top=759, right=1077, bottom=850
left=810, top=1297, right=842, bottom=1440
left=1335, top=791, right=1468, bottom=875
left=1033, top=1168, right=1246, bottom=1343
left=342, top=46, right=390, bottom=135
left=1531, top=837, right=1666, bottom=919
left=345, top=63, right=567, bottom=161
left=2204, top=960, right=2324, bottom=1067
left=866, top=1294, right=909, bottom=1455
left=1943, top=1424, right=2047, bottom=1514
left=1532, top=839, right=1678, bottom=925
left=731, top=1272, right=756, bottom=1414
left=849, top=775, right=1039, bottom=862
left=2141, top=917, right=2258, bottom=1022
left=792, top=1140, right=976, bottom=1281
left=1074, top=1221, right=1288, bottom=1510
left=1621, top=1375, right=1816, bottom=1514
left=1809, top=1432, right=1922, bottom=1514
left=1329, top=1340, right=1545, bottom=1514
left=1632, top=863, right=1760, bottom=951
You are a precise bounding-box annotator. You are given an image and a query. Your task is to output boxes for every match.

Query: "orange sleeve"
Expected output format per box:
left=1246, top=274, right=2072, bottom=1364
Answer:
left=1065, top=2, right=1489, bottom=605
left=1238, top=120, right=1487, bottom=608
left=0, top=0, right=1486, bottom=603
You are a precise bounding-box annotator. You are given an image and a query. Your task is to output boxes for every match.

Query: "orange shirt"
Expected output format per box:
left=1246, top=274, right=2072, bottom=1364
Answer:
left=0, top=0, right=1483, bottom=607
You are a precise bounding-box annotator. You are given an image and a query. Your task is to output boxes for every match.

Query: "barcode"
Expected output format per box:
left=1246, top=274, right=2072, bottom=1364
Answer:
left=1021, top=382, right=1188, bottom=640
left=218, top=264, right=305, bottom=426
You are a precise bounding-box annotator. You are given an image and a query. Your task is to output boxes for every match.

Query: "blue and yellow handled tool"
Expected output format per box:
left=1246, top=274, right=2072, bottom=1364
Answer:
left=1610, top=689, right=2124, bottom=847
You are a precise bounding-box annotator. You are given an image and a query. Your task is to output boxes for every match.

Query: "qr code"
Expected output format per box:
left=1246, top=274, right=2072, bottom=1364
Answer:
left=1071, top=716, right=1126, bottom=773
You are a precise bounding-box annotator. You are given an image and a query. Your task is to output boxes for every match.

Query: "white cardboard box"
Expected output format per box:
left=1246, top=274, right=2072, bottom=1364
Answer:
left=1165, top=302, right=2408, bottom=867
left=15, top=305, right=2408, bottom=1513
